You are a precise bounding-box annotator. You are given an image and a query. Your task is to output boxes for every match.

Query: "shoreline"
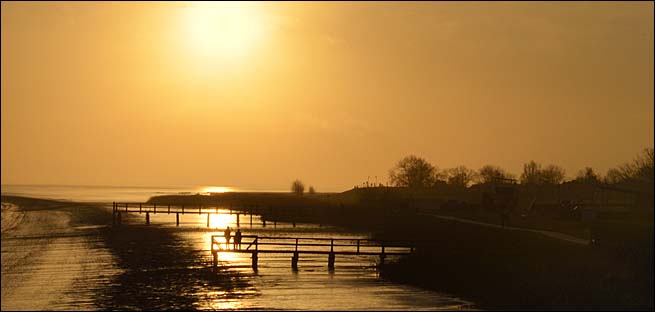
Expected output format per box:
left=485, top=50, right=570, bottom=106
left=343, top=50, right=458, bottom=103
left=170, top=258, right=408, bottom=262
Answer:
left=1, top=195, right=256, bottom=310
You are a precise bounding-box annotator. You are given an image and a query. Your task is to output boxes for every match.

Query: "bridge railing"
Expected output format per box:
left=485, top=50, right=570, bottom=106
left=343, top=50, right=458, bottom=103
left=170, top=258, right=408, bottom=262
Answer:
left=210, top=234, right=415, bottom=255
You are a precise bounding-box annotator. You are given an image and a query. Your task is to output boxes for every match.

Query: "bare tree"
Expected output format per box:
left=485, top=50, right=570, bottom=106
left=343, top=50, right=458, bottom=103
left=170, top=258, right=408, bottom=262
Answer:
left=605, top=148, right=654, bottom=187
left=291, top=179, right=305, bottom=195
left=446, top=166, right=478, bottom=187
left=576, top=167, right=600, bottom=184
left=520, top=161, right=565, bottom=185
left=604, top=168, right=624, bottom=184
left=478, top=165, right=515, bottom=183
left=389, top=155, right=436, bottom=188
left=620, top=148, right=654, bottom=184
left=520, top=161, right=542, bottom=185
left=433, top=168, right=447, bottom=184
left=541, top=165, right=566, bottom=184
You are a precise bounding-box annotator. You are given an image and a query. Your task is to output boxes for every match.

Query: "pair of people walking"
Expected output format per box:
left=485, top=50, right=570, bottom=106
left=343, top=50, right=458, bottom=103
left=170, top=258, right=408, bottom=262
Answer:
left=224, top=226, right=242, bottom=250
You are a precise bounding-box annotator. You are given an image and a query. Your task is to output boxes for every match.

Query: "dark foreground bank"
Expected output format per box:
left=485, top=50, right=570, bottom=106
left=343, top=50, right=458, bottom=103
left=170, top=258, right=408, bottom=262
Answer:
left=376, top=214, right=653, bottom=311
left=147, top=192, right=654, bottom=310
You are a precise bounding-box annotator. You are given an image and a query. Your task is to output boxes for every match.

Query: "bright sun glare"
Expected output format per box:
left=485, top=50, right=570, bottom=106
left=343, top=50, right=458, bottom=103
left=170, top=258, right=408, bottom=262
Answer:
left=184, top=1, right=265, bottom=60
left=201, top=186, right=233, bottom=194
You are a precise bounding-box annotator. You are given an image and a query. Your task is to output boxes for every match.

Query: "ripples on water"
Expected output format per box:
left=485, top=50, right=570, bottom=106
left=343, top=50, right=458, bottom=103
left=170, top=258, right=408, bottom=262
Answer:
left=1, top=188, right=474, bottom=310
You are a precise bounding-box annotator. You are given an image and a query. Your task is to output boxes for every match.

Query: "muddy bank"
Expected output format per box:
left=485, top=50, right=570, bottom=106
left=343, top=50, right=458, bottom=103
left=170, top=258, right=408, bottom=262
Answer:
left=1, top=196, right=255, bottom=310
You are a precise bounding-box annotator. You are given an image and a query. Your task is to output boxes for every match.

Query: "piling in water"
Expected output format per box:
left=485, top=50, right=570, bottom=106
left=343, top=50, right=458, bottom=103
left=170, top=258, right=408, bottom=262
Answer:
left=292, top=252, right=299, bottom=270
left=328, top=253, right=335, bottom=270
left=252, top=253, right=258, bottom=270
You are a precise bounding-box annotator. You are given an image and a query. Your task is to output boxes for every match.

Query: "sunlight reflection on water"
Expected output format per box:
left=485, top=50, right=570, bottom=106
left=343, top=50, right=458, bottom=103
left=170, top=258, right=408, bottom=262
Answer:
left=160, top=210, right=475, bottom=310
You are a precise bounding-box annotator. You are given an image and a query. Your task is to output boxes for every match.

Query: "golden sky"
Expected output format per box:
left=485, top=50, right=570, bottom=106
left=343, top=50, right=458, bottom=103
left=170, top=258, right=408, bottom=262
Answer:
left=1, top=1, right=653, bottom=191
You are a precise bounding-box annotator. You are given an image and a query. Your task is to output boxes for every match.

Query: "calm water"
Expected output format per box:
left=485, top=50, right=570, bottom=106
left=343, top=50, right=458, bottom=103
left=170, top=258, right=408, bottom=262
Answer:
left=1, top=185, right=473, bottom=310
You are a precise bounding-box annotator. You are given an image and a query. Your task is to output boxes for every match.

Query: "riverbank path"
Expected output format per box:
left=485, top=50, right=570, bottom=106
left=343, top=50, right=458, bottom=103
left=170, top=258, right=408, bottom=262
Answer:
left=418, top=213, right=590, bottom=246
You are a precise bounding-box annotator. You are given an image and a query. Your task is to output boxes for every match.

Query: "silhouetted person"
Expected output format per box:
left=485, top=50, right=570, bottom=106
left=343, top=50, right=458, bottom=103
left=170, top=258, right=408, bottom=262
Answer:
left=235, top=228, right=242, bottom=250
left=224, top=226, right=232, bottom=249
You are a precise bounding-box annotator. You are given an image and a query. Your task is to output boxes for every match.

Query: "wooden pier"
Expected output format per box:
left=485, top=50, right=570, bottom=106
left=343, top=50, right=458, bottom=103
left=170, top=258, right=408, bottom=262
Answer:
left=112, top=202, right=418, bottom=272
left=210, top=235, right=414, bottom=271
left=111, top=202, right=291, bottom=227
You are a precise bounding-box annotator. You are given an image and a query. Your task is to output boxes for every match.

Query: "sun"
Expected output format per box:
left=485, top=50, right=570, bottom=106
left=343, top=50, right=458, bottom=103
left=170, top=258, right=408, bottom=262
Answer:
left=201, top=186, right=233, bottom=194
left=184, top=1, right=265, bottom=61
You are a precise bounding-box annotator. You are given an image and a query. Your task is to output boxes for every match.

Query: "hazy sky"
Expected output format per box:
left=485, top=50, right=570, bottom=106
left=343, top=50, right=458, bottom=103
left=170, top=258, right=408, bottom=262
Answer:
left=2, top=1, right=653, bottom=191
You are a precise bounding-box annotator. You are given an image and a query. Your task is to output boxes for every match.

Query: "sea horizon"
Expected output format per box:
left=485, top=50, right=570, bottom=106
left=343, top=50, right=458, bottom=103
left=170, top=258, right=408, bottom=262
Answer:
left=0, top=184, right=293, bottom=203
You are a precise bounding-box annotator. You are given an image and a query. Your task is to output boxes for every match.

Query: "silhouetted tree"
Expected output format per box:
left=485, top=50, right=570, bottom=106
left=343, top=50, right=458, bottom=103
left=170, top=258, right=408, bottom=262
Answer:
left=541, top=165, right=566, bottom=184
left=604, top=148, right=654, bottom=188
left=389, top=155, right=436, bottom=188
left=520, top=161, right=542, bottom=185
left=620, top=148, right=654, bottom=185
left=308, top=186, right=316, bottom=194
left=576, top=167, right=600, bottom=184
left=432, top=168, right=447, bottom=185
left=291, top=179, right=305, bottom=195
left=446, top=166, right=478, bottom=187
left=604, top=168, right=624, bottom=184
left=478, top=165, right=515, bottom=183
left=520, top=161, right=565, bottom=185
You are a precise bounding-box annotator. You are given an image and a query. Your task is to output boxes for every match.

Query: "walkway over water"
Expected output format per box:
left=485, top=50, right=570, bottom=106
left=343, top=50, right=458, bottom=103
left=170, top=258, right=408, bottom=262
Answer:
left=210, top=235, right=414, bottom=271
left=111, top=202, right=303, bottom=227
left=112, top=202, right=418, bottom=273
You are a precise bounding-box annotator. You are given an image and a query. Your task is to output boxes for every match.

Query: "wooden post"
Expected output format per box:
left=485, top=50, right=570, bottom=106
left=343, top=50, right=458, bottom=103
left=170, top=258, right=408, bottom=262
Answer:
left=292, top=252, right=299, bottom=270
left=252, top=252, right=258, bottom=270
left=139, top=203, right=142, bottom=214
left=250, top=214, right=253, bottom=227
left=236, top=214, right=240, bottom=227
left=274, top=220, right=277, bottom=228
left=168, top=204, right=170, bottom=214
left=117, top=211, right=122, bottom=225
left=182, top=205, right=184, bottom=213
left=212, top=251, right=218, bottom=273
left=262, top=219, right=266, bottom=227
left=331, top=239, right=334, bottom=252
left=293, top=221, right=296, bottom=228
left=295, top=238, right=299, bottom=252
left=154, top=204, right=156, bottom=214
left=252, top=238, right=259, bottom=270
left=176, top=212, right=180, bottom=226
left=146, top=212, right=150, bottom=225
left=207, top=214, right=210, bottom=227
left=112, top=202, right=116, bottom=226
left=379, top=242, right=386, bottom=269
left=328, top=253, right=335, bottom=270
left=357, top=239, right=360, bottom=254
left=125, top=203, right=128, bottom=212
left=199, top=205, right=201, bottom=215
